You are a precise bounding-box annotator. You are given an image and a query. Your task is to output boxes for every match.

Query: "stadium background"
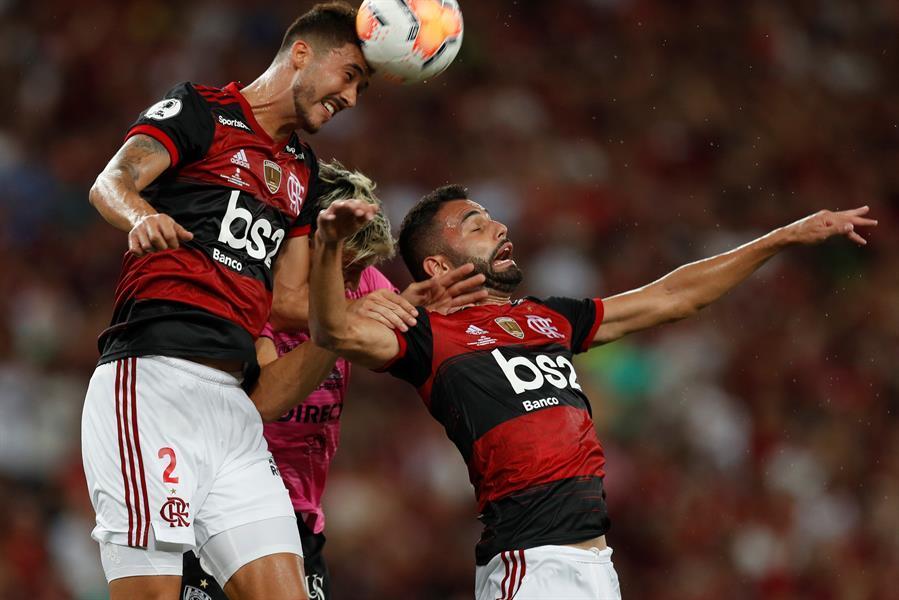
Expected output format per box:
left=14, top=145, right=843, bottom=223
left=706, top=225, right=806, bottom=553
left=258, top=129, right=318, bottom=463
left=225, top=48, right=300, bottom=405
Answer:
left=2, top=0, right=898, bottom=598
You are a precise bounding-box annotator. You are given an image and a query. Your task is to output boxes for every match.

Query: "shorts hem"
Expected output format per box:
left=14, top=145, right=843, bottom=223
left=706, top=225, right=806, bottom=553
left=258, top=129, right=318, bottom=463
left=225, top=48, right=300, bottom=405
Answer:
left=211, top=543, right=303, bottom=588
left=197, top=510, right=297, bottom=546
left=105, top=564, right=183, bottom=582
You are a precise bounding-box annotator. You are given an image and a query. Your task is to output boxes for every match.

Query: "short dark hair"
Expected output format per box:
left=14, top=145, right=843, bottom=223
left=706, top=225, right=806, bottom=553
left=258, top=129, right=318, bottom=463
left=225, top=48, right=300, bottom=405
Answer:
left=279, top=2, right=359, bottom=55
left=398, top=185, right=469, bottom=281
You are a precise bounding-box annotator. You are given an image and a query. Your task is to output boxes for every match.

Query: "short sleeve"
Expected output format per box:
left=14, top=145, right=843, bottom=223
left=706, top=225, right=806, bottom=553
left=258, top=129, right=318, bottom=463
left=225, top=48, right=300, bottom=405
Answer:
left=374, top=311, right=434, bottom=388
left=125, top=82, right=214, bottom=169
left=364, top=267, right=399, bottom=294
left=288, top=147, right=321, bottom=239
left=540, top=296, right=605, bottom=354
left=258, top=322, right=275, bottom=340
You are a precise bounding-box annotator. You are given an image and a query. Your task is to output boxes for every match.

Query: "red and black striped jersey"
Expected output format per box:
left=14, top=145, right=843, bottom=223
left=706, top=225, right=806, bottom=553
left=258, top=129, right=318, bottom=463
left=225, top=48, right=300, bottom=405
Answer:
left=380, top=296, right=611, bottom=565
left=99, top=81, right=319, bottom=368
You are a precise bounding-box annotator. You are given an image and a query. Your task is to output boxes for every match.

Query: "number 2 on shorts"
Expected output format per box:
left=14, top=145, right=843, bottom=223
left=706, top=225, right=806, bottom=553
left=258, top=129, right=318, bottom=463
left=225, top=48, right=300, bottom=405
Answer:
left=158, top=447, right=180, bottom=484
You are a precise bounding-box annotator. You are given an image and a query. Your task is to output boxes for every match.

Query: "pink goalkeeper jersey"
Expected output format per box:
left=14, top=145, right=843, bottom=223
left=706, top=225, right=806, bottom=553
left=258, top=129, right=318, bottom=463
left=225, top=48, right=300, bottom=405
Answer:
left=261, top=266, right=397, bottom=533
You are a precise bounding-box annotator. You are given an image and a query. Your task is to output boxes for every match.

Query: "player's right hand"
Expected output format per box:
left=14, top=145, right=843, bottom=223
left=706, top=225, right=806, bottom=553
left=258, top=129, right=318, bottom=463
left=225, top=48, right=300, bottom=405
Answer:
left=128, top=213, right=194, bottom=256
left=317, top=199, right=378, bottom=243
left=785, top=205, right=878, bottom=246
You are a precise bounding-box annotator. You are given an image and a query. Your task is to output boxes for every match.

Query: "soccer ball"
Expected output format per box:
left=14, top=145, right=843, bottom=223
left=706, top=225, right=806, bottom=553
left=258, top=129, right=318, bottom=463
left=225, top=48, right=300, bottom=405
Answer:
left=356, top=0, right=463, bottom=84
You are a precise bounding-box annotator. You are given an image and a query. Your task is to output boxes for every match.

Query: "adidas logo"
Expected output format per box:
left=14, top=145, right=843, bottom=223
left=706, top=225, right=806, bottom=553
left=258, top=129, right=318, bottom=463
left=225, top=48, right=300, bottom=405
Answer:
left=465, top=325, right=488, bottom=335
left=231, top=149, right=250, bottom=168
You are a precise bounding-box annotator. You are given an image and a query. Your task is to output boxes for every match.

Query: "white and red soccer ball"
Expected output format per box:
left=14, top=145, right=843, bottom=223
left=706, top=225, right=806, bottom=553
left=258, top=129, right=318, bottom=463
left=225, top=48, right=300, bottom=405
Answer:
left=356, top=0, right=464, bottom=84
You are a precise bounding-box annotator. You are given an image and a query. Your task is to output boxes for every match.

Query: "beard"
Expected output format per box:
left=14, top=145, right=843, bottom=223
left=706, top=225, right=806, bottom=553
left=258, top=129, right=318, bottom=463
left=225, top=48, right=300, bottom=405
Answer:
left=447, top=243, right=524, bottom=294
left=292, top=78, right=318, bottom=133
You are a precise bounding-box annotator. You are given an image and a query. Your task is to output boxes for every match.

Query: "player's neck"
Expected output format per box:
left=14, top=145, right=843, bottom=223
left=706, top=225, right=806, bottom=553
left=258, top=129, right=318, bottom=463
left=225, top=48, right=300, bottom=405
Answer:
left=240, top=66, right=298, bottom=143
left=477, top=290, right=512, bottom=306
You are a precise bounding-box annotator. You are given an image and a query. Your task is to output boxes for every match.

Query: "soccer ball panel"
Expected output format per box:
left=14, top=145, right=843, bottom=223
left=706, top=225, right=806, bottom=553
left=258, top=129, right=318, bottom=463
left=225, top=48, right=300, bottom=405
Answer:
left=356, top=0, right=463, bottom=84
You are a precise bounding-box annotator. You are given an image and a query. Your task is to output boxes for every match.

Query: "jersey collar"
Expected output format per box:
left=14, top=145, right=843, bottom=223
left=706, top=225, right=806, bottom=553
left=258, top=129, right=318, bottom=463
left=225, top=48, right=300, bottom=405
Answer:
left=223, top=81, right=275, bottom=146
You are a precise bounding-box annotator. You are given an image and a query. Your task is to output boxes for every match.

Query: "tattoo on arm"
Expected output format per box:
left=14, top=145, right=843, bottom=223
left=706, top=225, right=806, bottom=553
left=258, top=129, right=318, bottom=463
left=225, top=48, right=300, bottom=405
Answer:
left=115, top=135, right=168, bottom=185
left=90, top=134, right=172, bottom=231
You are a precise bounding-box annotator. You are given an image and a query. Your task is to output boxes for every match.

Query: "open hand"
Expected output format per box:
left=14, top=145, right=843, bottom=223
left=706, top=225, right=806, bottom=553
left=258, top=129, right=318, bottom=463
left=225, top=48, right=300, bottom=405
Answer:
left=786, top=206, right=878, bottom=246
left=317, top=199, right=378, bottom=243
left=349, top=289, right=418, bottom=332
left=401, top=263, right=488, bottom=315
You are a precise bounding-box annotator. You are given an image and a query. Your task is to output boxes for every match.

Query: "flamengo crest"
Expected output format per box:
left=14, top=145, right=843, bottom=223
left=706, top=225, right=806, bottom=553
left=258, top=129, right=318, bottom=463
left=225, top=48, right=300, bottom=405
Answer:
left=526, top=315, right=565, bottom=339
left=160, top=496, right=190, bottom=527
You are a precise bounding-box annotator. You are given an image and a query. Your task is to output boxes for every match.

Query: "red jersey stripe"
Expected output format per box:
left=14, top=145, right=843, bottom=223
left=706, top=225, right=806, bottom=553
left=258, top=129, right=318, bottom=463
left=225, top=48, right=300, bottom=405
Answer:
left=126, top=124, right=180, bottom=168
left=580, top=298, right=604, bottom=352
left=469, top=405, right=605, bottom=508
left=288, top=224, right=311, bottom=238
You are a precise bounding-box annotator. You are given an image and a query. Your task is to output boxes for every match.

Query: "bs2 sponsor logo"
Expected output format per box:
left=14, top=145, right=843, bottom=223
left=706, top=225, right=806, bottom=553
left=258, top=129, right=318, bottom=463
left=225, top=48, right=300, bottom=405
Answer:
left=218, top=190, right=286, bottom=268
left=491, top=349, right=582, bottom=395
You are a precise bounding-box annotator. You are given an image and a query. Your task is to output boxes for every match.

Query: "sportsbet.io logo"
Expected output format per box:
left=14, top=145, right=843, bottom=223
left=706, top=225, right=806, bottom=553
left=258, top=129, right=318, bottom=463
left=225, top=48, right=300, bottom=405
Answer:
left=144, top=98, right=182, bottom=120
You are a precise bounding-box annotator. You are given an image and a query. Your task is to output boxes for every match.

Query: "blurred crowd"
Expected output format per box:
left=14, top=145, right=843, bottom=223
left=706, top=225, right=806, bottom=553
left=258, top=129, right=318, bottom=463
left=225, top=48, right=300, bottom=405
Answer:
left=2, top=0, right=898, bottom=598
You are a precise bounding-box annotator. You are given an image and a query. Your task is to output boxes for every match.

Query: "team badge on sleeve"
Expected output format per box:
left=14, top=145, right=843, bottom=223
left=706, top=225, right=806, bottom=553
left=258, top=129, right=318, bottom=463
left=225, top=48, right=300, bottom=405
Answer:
left=144, top=98, right=183, bottom=120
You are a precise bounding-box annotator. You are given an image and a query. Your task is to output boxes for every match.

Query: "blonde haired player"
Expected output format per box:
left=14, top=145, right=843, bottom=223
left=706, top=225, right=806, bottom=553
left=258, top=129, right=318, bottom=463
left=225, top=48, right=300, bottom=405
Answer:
left=180, top=160, right=485, bottom=600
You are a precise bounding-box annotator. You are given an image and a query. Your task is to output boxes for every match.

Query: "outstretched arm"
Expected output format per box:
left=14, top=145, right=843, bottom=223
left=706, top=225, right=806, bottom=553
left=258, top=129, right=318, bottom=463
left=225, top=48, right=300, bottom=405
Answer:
left=594, top=206, right=878, bottom=346
left=89, top=134, right=193, bottom=256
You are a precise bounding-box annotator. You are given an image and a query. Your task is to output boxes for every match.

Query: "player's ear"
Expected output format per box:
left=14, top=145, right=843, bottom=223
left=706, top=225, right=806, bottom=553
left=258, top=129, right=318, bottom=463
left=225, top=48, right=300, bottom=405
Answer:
left=423, top=255, right=451, bottom=278
left=289, top=39, right=314, bottom=70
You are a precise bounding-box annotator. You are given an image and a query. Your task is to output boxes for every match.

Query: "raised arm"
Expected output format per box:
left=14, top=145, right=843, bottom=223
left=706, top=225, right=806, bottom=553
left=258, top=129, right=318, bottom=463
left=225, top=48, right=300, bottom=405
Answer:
left=270, top=235, right=421, bottom=333
left=269, top=235, right=313, bottom=331
left=594, top=206, right=878, bottom=346
left=89, top=134, right=193, bottom=255
left=310, top=200, right=487, bottom=366
left=308, top=200, right=402, bottom=368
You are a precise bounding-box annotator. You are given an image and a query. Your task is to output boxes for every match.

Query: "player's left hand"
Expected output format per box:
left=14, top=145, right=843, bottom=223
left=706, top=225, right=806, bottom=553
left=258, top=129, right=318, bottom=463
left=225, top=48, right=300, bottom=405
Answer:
left=317, top=199, right=378, bottom=243
left=402, top=263, right=488, bottom=315
left=786, top=206, right=878, bottom=246
left=349, top=290, right=419, bottom=332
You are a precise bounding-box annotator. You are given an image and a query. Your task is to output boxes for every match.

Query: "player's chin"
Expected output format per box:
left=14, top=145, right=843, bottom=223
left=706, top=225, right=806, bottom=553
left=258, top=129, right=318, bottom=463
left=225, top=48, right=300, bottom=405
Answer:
left=301, top=120, right=322, bottom=134
left=299, top=108, right=328, bottom=134
left=486, top=266, right=524, bottom=293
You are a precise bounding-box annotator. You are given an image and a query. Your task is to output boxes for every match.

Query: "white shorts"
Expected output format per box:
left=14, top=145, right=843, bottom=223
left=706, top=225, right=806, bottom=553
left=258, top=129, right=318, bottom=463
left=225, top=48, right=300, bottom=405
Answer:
left=82, top=356, right=301, bottom=580
left=475, top=544, right=621, bottom=600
